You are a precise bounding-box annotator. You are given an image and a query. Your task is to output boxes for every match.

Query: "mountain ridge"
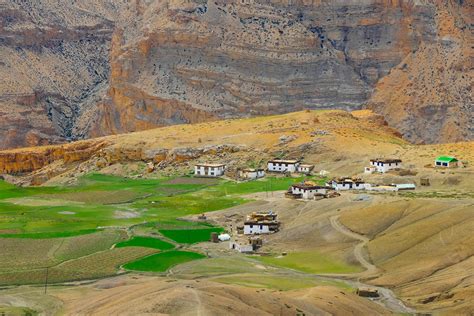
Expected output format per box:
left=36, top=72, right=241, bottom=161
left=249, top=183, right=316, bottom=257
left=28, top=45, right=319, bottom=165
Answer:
left=0, top=0, right=472, bottom=149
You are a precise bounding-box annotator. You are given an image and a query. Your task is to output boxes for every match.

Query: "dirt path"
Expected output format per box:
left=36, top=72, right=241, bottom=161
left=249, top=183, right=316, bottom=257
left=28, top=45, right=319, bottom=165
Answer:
left=328, top=215, right=416, bottom=314
left=329, top=215, right=379, bottom=276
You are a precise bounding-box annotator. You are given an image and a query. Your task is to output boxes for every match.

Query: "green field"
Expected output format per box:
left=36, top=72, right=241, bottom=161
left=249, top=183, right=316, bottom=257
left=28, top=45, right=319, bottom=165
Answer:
left=0, top=230, right=126, bottom=272
left=115, top=236, right=175, bottom=250
left=0, top=247, right=157, bottom=286
left=159, top=227, right=224, bottom=244
left=256, top=251, right=362, bottom=274
left=123, top=251, right=206, bottom=272
left=0, top=306, right=37, bottom=316
left=0, top=174, right=324, bottom=284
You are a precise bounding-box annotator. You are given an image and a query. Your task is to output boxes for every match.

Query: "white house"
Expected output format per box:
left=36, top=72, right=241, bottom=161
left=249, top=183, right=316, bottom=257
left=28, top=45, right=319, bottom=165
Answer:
left=243, top=221, right=281, bottom=235
left=328, top=177, right=369, bottom=191
left=364, top=166, right=376, bottom=174
left=435, top=156, right=458, bottom=168
left=239, top=168, right=265, bottom=180
left=290, top=183, right=333, bottom=199
left=229, top=241, right=253, bottom=253
left=368, top=158, right=402, bottom=173
left=297, top=164, right=314, bottom=174
left=267, top=159, right=300, bottom=173
left=194, top=163, right=226, bottom=177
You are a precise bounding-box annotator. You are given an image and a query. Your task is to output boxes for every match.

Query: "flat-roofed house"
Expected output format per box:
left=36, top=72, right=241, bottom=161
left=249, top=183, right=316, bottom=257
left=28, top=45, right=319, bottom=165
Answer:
left=328, top=177, right=369, bottom=191
left=194, top=163, right=226, bottom=177
left=297, top=164, right=314, bottom=174
left=267, top=159, right=300, bottom=173
left=243, top=211, right=280, bottom=235
left=244, top=221, right=280, bottom=235
left=368, top=158, right=402, bottom=173
left=239, top=168, right=265, bottom=180
left=289, top=182, right=333, bottom=199
left=229, top=241, right=254, bottom=253
left=435, top=156, right=458, bottom=168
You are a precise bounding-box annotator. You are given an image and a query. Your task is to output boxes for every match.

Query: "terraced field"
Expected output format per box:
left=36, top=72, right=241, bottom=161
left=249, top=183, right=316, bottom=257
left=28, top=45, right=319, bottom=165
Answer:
left=123, top=251, right=206, bottom=272
left=0, top=174, right=316, bottom=285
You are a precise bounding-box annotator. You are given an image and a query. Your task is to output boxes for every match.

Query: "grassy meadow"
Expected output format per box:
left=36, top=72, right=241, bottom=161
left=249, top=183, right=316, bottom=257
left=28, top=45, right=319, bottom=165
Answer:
left=0, top=174, right=322, bottom=284
left=257, top=251, right=362, bottom=274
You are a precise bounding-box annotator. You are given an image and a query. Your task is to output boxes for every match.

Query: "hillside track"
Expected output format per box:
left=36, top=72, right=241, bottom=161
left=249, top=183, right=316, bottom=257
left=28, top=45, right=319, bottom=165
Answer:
left=328, top=215, right=416, bottom=314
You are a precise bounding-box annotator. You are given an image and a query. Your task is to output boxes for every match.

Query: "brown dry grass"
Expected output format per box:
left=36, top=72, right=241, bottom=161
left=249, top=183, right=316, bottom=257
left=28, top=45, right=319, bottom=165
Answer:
left=340, top=199, right=474, bottom=313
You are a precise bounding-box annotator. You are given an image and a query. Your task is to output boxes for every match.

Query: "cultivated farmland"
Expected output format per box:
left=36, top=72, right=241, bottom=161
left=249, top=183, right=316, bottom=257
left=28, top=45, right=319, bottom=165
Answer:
left=123, top=251, right=206, bottom=272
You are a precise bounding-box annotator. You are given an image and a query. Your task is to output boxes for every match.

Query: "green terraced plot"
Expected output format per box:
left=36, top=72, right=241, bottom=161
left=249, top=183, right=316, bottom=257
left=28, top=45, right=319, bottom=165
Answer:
left=115, top=236, right=175, bottom=250
left=123, top=251, right=206, bottom=272
left=257, top=251, right=362, bottom=274
left=159, top=227, right=224, bottom=244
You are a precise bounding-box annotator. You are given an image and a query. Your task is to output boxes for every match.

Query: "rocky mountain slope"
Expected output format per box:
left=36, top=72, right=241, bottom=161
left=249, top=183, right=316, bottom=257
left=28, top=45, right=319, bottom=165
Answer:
left=1, top=0, right=472, bottom=149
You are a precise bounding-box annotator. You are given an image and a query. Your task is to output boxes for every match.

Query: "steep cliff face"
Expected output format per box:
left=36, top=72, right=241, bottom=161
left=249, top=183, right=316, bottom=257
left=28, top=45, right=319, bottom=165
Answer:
left=0, top=0, right=126, bottom=148
left=0, top=0, right=471, bottom=148
left=367, top=0, right=473, bottom=144
left=98, top=0, right=435, bottom=135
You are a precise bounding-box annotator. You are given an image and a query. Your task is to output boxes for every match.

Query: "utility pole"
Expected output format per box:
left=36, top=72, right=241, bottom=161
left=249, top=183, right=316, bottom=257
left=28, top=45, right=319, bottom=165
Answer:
left=271, top=177, right=273, bottom=197
left=44, top=267, right=49, bottom=294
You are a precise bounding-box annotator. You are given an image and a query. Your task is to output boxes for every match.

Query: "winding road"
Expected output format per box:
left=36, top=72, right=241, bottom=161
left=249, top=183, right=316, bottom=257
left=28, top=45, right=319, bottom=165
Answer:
left=328, top=215, right=416, bottom=314
left=329, top=215, right=379, bottom=276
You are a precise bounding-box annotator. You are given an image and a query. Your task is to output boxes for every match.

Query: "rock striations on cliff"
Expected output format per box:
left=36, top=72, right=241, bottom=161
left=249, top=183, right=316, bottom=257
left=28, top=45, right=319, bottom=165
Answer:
left=0, top=0, right=472, bottom=149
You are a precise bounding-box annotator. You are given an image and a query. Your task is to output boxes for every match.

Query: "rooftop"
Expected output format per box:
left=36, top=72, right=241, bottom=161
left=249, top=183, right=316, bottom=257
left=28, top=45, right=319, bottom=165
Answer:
left=292, top=183, right=332, bottom=190
left=268, top=159, right=300, bottom=164
left=370, top=158, right=402, bottom=163
left=436, top=156, right=458, bottom=162
left=195, top=163, right=226, bottom=167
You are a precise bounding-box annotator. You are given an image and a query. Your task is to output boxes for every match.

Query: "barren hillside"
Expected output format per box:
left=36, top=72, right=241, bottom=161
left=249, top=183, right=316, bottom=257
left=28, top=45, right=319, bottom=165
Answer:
left=1, top=0, right=472, bottom=149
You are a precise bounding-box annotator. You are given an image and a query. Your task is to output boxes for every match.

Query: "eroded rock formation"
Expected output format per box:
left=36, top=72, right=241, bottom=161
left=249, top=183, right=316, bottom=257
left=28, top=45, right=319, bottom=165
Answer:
left=1, top=0, right=472, bottom=148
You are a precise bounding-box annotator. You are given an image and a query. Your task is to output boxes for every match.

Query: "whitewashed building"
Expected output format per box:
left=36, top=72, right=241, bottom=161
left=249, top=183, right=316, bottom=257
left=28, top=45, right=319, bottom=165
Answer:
left=194, top=163, right=226, bottom=177
left=267, top=159, right=300, bottom=173
left=239, top=168, right=265, bottom=180
left=229, top=241, right=253, bottom=253
left=328, top=177, right=369, bottom=191
left=297, top=164, right=314, bottom=174
left=244, top=222, right=275, bottom=235
left=290, top=183, right=333, bottom=199
left=367, top=158, right=402, bottom=173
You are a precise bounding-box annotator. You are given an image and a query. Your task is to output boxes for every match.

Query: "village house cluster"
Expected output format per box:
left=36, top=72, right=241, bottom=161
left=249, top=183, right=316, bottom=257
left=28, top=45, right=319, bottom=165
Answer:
left=206, top=154, right=462, bottom=254
left=194, top=158, right=314, bottom=178
left=225, top=211, right=281, bottom=253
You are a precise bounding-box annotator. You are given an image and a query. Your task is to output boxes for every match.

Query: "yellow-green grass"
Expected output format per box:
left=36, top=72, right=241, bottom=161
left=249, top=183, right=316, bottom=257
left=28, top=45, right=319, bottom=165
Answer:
left=0, top=174, right=311, bottom=236
left=38, top=190, right=147, bottom=205
left=256, top=251, right=362, bottom=274
left=0, top=230, right=126, bottom=271
left=170, top=257, right=264, bottom=278
left=115, top=236, right=175, bottom=250
left=213, top=274, right=352, bottom=291
left=0, top=306, right=37, bottom=316
left=123, top=251, right=206, bottom=272
left=0, top=247, right=157, bottom=286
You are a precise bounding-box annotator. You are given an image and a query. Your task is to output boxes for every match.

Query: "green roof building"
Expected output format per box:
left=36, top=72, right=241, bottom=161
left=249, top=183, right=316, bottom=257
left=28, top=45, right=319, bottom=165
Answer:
left=435, top=156, right=458, bottom=168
